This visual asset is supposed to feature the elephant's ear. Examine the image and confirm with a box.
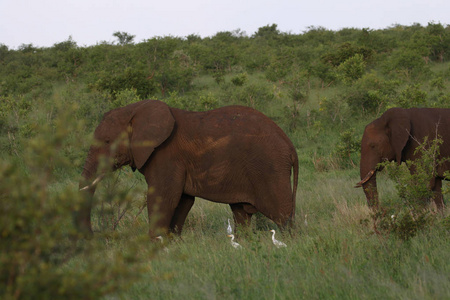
[387,108,411,164]
[130,101,175,169]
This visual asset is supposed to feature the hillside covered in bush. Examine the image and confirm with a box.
[1,22,450,299]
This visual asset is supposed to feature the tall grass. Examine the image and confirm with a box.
[111,182,450,299]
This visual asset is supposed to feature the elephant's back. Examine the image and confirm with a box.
[172,106,294,147]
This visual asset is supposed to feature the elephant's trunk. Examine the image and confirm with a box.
[75,151,101,235]
[357,159,379,209]
[361,173,379,209]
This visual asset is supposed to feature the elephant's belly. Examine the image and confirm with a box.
[183,171,254,205]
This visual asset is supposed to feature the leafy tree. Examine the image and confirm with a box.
[93,66,155,99]
[113,31,136,45]
[344,72,399,113]
[253,24,280,39]
[391,84,427,108]
[425,22,449,62]
[383,48,431,80]
[154,49,196,96]
[321,42,374,67]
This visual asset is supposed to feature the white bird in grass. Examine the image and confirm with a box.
[227,234,242,249]
[227,218,233,235]
[156,236,169,253]
[269,230,287,248]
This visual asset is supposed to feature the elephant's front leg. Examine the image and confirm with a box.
[169,194,195,235]
[430,177,445,210]
[146,183,185,237]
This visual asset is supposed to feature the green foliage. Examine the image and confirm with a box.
[154,49,197,96]
[110,88,141,109]
[336,54,366,84]
[113,31,136,45]
[371,209,433,241]
[222,82,275,109]
[321,42,374,67]
[212,70,225,85]
[373,136,447,240]
[319,96,346,122]
[198,92,219,111]
[388,136,446,207]
[344,72,399,113]
[334,130,360,168]
[93,67,155,99]
[0,106,154,299]
[1,23,450,299]
[383,48,431,80]
[390,84,427,108]
[230,72,247,86]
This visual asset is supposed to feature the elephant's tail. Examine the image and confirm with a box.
[291,151,299,223]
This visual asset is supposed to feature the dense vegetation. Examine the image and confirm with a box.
[1,22,450,299]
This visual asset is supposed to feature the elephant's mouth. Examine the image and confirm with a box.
[354,170,376,188]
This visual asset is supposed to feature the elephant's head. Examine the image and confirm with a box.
[355,108,411,208]
[76,100,175,234]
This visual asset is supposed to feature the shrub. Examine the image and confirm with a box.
[334,130,360,168]
[336,54,366,84]
[344,72,399,113]
[383,48,431,80]
[110,88,141,109]
[231,72,248,86]
[371,135,446,240]
[0,105,155,299]
[389,84,427,108]
[93,67,155,99]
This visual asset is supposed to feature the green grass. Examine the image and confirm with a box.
[106,190,450,299]
[84,172,450,300]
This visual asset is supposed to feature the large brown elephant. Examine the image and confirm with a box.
[355,107,450,209]
[77,100,298,237]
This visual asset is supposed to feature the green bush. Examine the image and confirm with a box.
[336,54,366,84]
[93,67,155,99]
[230,72,248,86]
[383,48,431,80]
[389,84,427,108]
[344,72,399,113]
[372,136,447,240]
[0,106,156,299]
[334,130,360,168]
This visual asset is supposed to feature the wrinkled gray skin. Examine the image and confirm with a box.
[78,100,298,237]
[356,107,450,209]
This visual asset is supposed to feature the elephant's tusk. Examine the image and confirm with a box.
[354,170,376,188]
[80,174,105,191]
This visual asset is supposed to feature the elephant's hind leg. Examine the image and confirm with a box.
[169,194,195,235]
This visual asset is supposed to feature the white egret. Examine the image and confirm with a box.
[227,218,233,235]
[156,236,169,253]
[227,234,242,249]
[269,229,287,248]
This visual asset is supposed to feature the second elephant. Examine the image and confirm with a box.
[78,100,299,237]
[356,107,450,209]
